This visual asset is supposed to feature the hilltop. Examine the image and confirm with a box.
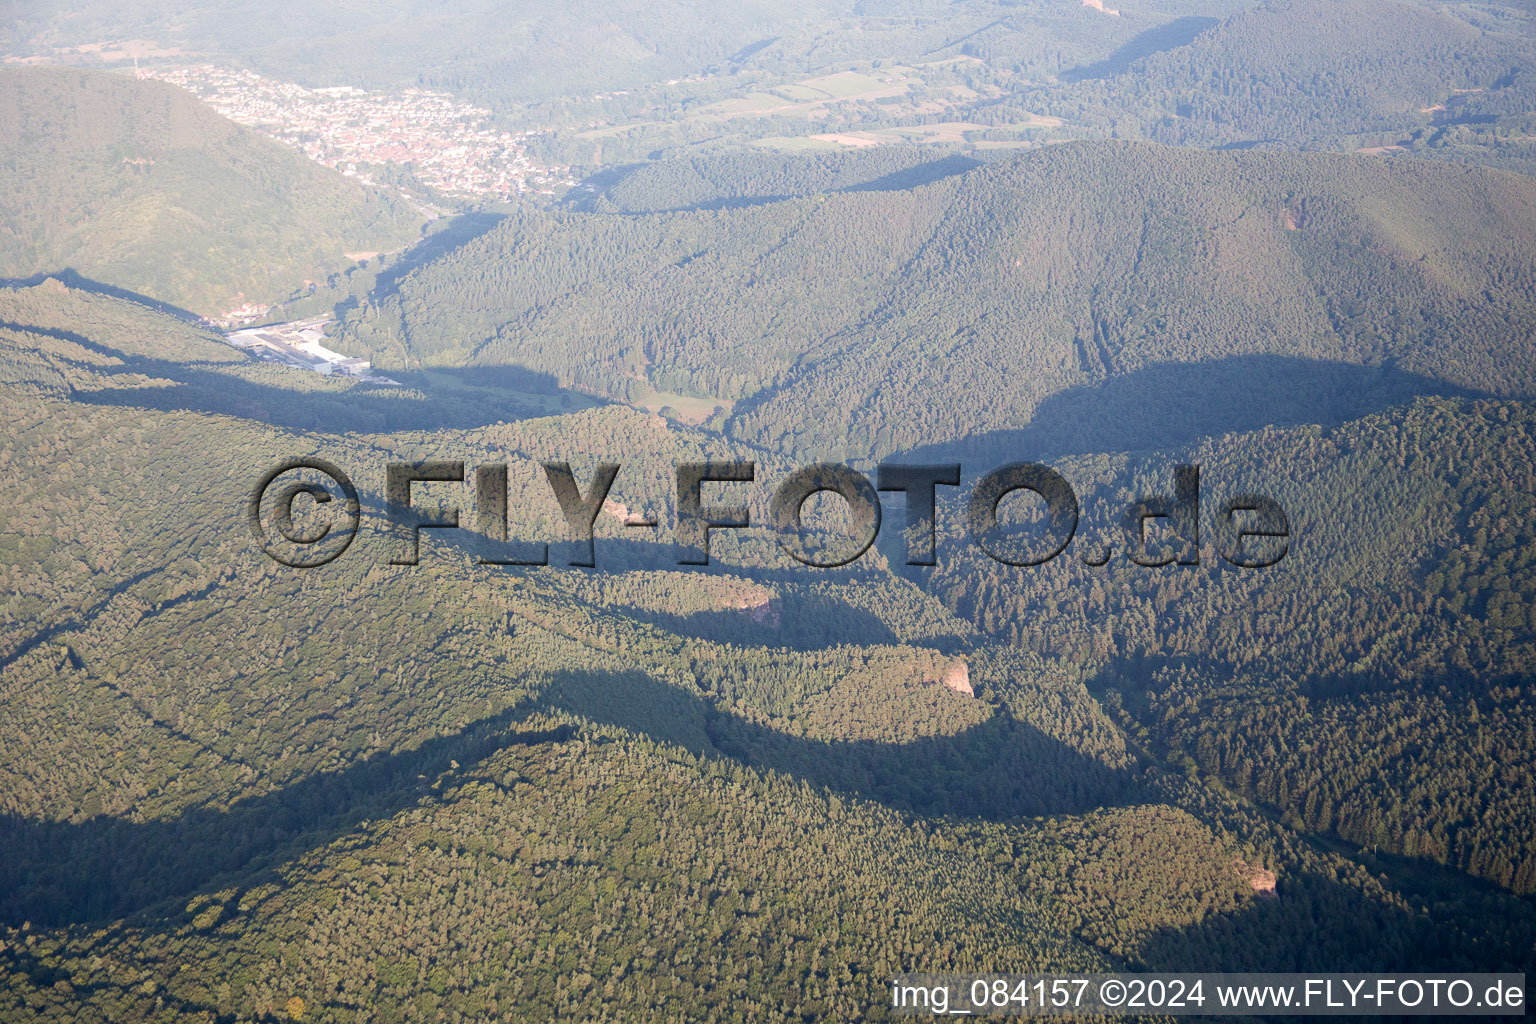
[0,65,421,316]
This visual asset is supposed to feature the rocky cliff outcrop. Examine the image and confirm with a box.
[721,590,782,628]
[937,659,973,696]
[1234,859,1278,898]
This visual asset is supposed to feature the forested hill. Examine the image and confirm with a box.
[339,140,1536,459]
[1060,0,1533,149]
[5,0,854,105]
[3,0,1245,107]
[0,66,420,316]
[2,283,1533,1023]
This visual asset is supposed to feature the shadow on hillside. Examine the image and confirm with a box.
[0,669,1137,929]
[8,317,580,433]
[897,354,1487,466]
[562,164,648,212]
[362,212,507,302]
[1135,866,1535,972]
[837,155,982,193]
[0,705,565,929]
[727,36,779,65]
[2,269,203,323]
[1213,138,1284,151]
[610,592,902,649]
[572,154,981,216]
[68,354,552,433]
[545,668,1137,819]
[423,363,563,394]
[1059,16,1219,83]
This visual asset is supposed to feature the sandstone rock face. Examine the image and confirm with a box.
[1235,859,1279,898]
[722,590,782,628]
[940,660,973,696]
[603,497,649,525]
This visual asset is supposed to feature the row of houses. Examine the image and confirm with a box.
[136,65,574,201]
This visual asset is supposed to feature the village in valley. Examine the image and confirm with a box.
[119,66,584,349]
[135,65,575,203]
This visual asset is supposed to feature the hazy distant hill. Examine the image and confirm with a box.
[0,66,420,315]
[9,0,1529,174]
[340,140,1536,458]
[1075,0,1535,149]
[4,0,1245,105]
[6,0,849,103]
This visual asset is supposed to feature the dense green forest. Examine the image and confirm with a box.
[920,396,1536,892]
[2,1,1535,1018]
[1023,0,1536,149]
[0,67,420,316]
[335,141,1536,460]
[1,273,1533,1021]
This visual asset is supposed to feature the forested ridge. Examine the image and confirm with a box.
[2,261,1534,1020]
[1034,0,1534,148]
[338,141,1536,461]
